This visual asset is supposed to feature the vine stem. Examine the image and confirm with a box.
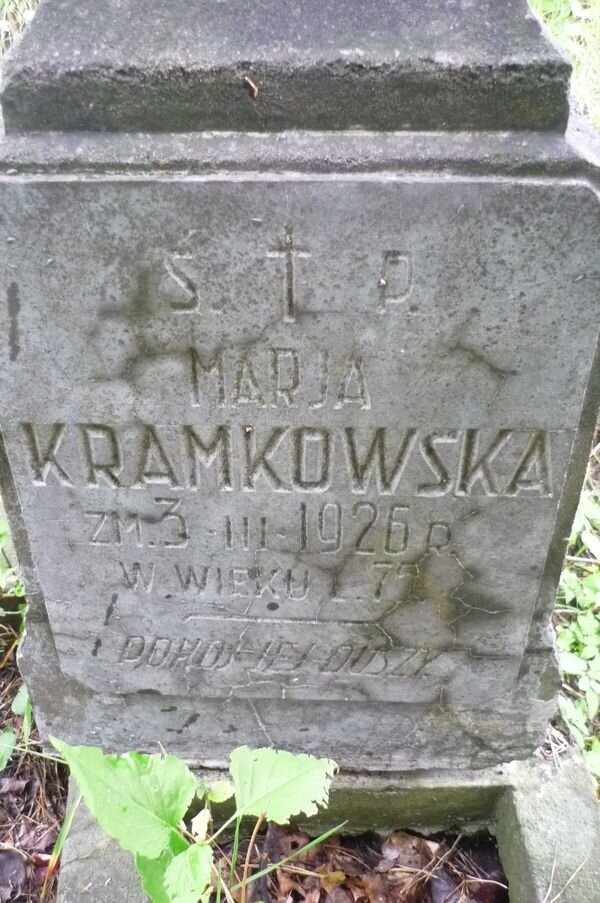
[241,813,265,903]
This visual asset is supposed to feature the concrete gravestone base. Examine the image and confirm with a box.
[58,750,600,903]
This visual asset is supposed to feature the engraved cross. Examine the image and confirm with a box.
[266,226,311,323]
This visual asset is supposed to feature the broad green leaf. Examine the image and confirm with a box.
[10,685,27,716]
[0,519,9,545]
[556,627,575,652]
[558,696,588,745]
[559,651,587,675]
[11,684,28,716]
[585,689,599,721]
[164,842,213,903]
[581,527,600,561]
[583,573,600,596]
[51,738,196,859]
[588,657,600,680]
[191,807,211,841]
[0,729,16,771]
[21,702,32,746]
[577,611,599,635]
[560,569,580,604]
[584,749,600,779]
[229,746,337,823]
[137,832,189,903]
[207,779,234,803]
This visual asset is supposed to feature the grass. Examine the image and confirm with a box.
[530,0,600,128]
[552,438,600,781]
[0,599,67,902]
[0,0,37,56]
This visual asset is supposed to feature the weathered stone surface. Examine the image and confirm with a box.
[58,794,146,902]
[496,751,600,903]
[1,0,570,133]
[0,156,598,768]
[1,0,599,774]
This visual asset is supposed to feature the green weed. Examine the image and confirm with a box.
[554,472,600,779]
[0,0,37,55]
[0,518,24,602]
[51,740,341,903]
[530,0,600,128]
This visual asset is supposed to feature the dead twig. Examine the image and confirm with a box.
[240,813,265,903]
[544,853,590,903]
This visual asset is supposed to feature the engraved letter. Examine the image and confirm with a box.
[135,426,181,488]
[271,348,299,406]
[190,349,225,407]
[79,424,122,487]
[344,428,417,493]
[334,356,370,409]
[175,564,209,593]
[378,251,412,311]
[308,352,330,409]
[185,425,232,490]
[293,428,331,491]
[456,429,512,496]
[119,561,155,592]
[22,423,73,486]
[120,635,146,663]
[244,427,288,491]
[426,522,452,551]
[286,569,310,600]
[233,354,265,406]
[417,431,458,496]
[385,504,409,554]
[504,431,552,497]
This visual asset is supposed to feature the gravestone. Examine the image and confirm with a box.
[0,0,599,784]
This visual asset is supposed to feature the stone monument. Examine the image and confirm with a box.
[1,1,599,899]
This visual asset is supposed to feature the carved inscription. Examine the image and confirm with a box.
[15,221,564,700]
[118,634,437,679]
[190,348,370,410]
[266,226,311,323]
[85,497,189,548]
[378,251,413,311]
[22,423,553,498]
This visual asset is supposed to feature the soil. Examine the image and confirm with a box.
[215,824,509,903]
[0,607,67,903]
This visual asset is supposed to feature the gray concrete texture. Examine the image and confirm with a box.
[1,0,570,132]
[1,169,598,768]
[0,0,598,777]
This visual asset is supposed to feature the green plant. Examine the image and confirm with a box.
[0,0,38,55]
[0,684,33,770]
[0,518,25,602]
[530,0,600,129]
[555,490,600,778]
[52,740,340,903]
